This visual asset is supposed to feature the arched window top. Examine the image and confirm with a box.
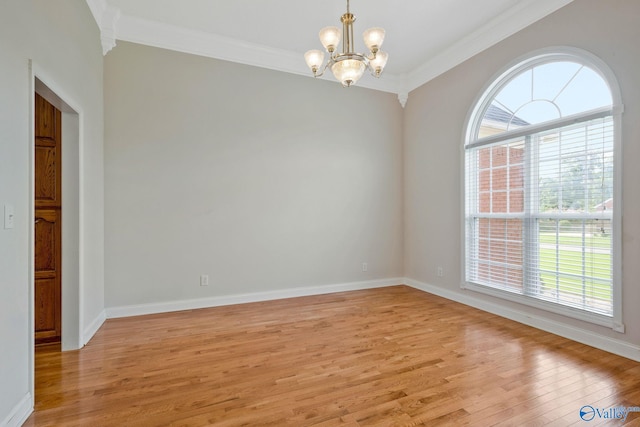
[468,49,618,143]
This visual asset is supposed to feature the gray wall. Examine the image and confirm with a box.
[404,0,640,346]
[104,42,404,308]
[0,0,104,423]
[2,0,638,423]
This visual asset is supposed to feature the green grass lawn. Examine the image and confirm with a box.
[538,232,611,249]
[477,229,613,309]
[539,246,611,301]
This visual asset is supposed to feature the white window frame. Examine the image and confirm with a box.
[461,47,624,332]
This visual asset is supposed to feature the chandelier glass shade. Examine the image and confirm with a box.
[304,0,388,87]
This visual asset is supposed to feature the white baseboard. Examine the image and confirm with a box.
[404,277,640,362]
[1,393,32,427]
[83,309,106,346]
[106,278,404,319]
[97,276,640,362]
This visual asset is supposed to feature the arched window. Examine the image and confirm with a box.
[464,48,623,330]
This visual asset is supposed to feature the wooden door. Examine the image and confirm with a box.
[34,93,62,345]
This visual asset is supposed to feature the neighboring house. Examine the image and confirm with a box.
[594,197,614,212]
[476,105,527,290]
[478,103,530,138]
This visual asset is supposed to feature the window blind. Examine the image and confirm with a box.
[465,116,614,316]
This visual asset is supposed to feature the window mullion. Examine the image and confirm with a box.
[523,134,538,297]
[555,220,560,299]
[582,219,587,307]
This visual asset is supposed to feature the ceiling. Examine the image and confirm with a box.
[86,0,573,105]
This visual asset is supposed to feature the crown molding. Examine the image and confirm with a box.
[85,0,120,54]
[405,0,575,93]
[85,0,106,27]
[86,0,574,106]
[100,6,121,55]
[114,14,403,96]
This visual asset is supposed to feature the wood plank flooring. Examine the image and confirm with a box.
[25,286,640,426]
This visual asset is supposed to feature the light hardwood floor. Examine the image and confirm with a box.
[25,286,640,426]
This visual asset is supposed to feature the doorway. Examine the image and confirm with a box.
[32,75,82,353]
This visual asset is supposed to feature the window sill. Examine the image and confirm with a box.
[462,281,624,332]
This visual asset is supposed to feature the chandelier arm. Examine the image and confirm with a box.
[312,60,331,78]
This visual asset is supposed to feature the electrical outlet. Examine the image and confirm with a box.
[362,262,368,272]
[437,267,444,277]
[200,274,209,286]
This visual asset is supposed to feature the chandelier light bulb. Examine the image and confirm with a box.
[331,58,366,87]
[319,26,341,53]
[363,27,385,53]
[304,50,325,74]
[369,51,388,76]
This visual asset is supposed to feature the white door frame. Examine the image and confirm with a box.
[28,60,84,401]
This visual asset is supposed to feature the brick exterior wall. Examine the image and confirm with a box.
[477,144,525,290]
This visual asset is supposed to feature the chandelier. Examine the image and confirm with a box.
[304,0,388,87]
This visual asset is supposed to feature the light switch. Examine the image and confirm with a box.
[4,204,15,229]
